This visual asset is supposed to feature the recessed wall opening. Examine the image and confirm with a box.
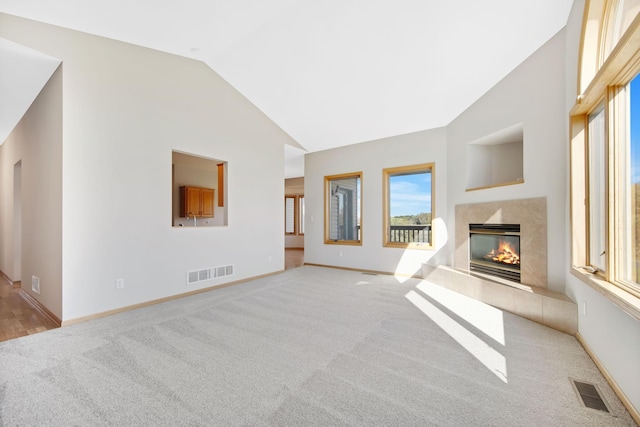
[466,123,524,191]
[172,150,227,227]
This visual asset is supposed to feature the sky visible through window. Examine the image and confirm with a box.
[389,172,432,217]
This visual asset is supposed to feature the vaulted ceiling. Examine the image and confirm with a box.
[0,1,574,177]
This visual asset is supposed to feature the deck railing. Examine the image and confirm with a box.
[332,224,431,243]
[389,225,431,243]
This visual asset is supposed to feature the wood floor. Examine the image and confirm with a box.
[285,248,304,270]
[0,274,58,342]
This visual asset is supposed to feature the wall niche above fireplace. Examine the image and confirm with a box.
[466,123,524,191]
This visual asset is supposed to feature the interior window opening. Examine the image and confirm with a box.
[172,150,228,227]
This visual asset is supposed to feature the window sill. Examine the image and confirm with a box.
[324,240,362,246]
[571,267,640,321]
[384,242,434,250]
[465,178,524,192]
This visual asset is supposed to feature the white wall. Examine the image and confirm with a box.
[305,127,448,276]
[0,14,295,322]
[446,29,568,293]
[0,66,63,318]
[563,0,640,414]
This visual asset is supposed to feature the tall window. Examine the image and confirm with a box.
[571,0,640,301]
[588,104,606,271]
[285,195,304,235]
[618,74,640,284]
[325,172,362,245]
[299,196,305,235]
[285,196,296,234]
[383,163,434,249]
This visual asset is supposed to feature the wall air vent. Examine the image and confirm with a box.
[32,275,40,294]
[186,265,234,285]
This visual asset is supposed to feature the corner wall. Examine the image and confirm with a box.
[0,66,63,318]
[563,0,640,415]
[305,127,448,276]
[446,29,568,294]
[0,14,295,322]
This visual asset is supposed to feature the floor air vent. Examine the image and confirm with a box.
[187,265,234,285]
[570,379,611,413]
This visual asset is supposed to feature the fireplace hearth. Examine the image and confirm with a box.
[469,223,520,282]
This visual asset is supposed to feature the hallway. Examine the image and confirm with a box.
[285,248,304,270]
[0,274,58,342]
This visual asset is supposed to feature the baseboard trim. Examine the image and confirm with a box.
[0,269,22,289]
[303,263,423,279]
[576,332,640,425]
[0,269,14,285]
[18,289,62,327]
[61,270,285,327]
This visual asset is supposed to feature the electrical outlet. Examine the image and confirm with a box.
[339,250,343,257]
[116,278,124,289]
[583,301,587,316]
[268,255,272,262]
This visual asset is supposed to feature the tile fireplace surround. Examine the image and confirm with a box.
[423,197,577,334]
[455,197,547,288]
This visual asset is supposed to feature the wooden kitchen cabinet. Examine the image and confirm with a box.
[180,186,215,218]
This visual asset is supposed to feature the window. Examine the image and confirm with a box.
[383,163,434,249]
[325,172,362,245]
[299,196,305,235]
[285,196,296,234]
[587,104,606,271]
[571,0,640,303]
[618,74,640,285]
[285,195,304,235]
[602,0,640,62]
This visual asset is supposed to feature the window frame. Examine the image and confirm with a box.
[285,195,305,236]
[324,172,363,246]
[570,0,640,318]
[284,195,297,235]
[298,196,305,235]
[382,163,435,250]
[586,102,607,272]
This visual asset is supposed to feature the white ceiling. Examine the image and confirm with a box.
[0,1,574,177]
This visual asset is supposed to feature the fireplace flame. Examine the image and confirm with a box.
[484,240,520,266]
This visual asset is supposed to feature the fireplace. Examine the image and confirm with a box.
[469,224,520,282]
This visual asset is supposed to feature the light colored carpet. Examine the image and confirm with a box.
[0,266,635,426]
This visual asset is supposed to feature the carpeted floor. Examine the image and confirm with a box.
[0,266,635,426]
